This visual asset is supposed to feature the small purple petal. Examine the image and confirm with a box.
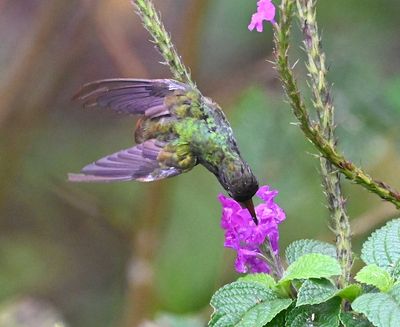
[248,0,276,32]
[256,185,278,201]
[248,257,270,273]
[235,249,270,273]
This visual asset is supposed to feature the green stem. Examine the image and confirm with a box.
[295,0,352,287]
[273,0,400,211]
[132,0,195,87]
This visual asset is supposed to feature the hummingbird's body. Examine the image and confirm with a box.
[69,79,259,219]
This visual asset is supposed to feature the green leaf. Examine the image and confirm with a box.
[339,312,374,327]
[210,314,240,327]
[265,307,289,327]
[336,284,362,301]
[238,273,276,288]
[236,300,293,327]
[280,254,341,282]
[209,312,224,327]
[210,282,276,316]
[296,280,361,306]
[296,278,338,306]
[285,239,337,265]
[286,297,341,327]
[391,261,400,280]
[209,281,292,327]
[352,283,400,327]
[361,219,400,273]
[355,264,394,292]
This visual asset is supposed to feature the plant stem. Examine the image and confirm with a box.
[273,0,400,211]
[295,0,352,287]
[132,0,195,87]
[261,240,284,280]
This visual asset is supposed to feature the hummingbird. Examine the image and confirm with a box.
[68,79,260,223]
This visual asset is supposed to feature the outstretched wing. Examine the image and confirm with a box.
[68,139,195,183]
[73,78,188,118]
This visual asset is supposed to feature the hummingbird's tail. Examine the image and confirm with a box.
[68,139,183,183]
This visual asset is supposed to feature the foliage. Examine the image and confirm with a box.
[210,281,292,327]
[280,253,341,282]
[209,219,400,326]
[285,239,337,265]
[295,278,338,306]
[354,264,394,292]
[361,219,400,273]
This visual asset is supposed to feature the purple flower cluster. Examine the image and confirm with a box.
[218,185,285,274]
[248,0,276,32]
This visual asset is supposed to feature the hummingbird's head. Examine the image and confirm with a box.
[217,157,259,223]
[229,174,259,203]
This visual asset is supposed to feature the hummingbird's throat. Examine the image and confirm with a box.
[241,199,258,225]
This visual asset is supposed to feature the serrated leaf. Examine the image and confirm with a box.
[286,297,341,327]
[361,219,400,273]
[280,254,341,283]
[265,307,290,327]
[238,273,276,288]
[209,281,292,327]
[352,283,400,327]
[285,239,337,265]
[210,313,241,327]
[361,284,378,294]
[391,261,400,280]
[210,282,276,315]
[388,282,400,302]
[209,312,224,326]
[236,299,292,327]
[296,281,361,306]
[296,278,338,306]
[336,284,362,301]
[355,264,394,292]
[339,312,374,327]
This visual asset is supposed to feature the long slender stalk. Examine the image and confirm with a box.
[132,0,195,87]
[273,0,400,210]
[296,0,352,286]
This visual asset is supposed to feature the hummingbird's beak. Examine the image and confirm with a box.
[241,198,258,225]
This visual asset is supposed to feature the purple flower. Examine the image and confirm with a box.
[248,0,276,32]
[218,185,285,274]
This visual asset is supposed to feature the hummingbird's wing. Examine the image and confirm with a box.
[68,139,194,183]
[73,78,188,118]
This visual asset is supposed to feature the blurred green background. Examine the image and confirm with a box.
[0,0,399,326]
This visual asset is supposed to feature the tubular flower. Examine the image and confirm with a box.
[248,0,276,32]
[218,185,285,273]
